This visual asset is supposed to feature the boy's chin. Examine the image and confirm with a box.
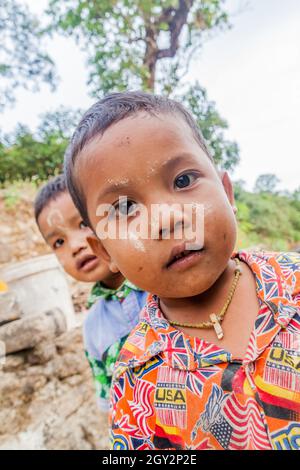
[73,272,101,283]
[154,279,209,299]
[159,288,206,299]
[70,265,108,283]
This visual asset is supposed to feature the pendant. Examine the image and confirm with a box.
[210,313,224,340]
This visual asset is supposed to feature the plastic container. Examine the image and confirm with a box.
[0,254,75,329]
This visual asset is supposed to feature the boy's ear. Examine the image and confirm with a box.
[87,234,119,273]
[219,170,236,208]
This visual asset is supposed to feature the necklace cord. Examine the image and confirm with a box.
[168,257,242,330]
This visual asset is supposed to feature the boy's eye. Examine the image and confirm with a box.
[112,199,138,218]
[53,238,64,249]
[79,220,88,229]
[174,172,199,190]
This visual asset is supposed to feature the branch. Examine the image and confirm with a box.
[156,0,194,60]
[154,7,176,27]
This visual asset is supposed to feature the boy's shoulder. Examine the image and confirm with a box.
[83,296,109,360]
[238,249,300,293]
[238,250,300,329]
[83,295,130,360]
[112,310,165,381]
[83,288,147,361]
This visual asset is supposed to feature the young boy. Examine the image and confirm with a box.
[64,92,300,450]
[34,174,147,411]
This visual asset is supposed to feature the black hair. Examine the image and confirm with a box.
[34,173,67,224]
[64,91,213,228]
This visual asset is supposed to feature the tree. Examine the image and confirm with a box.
[233,183,300,250]
[46,0,229,94]
[0,108,81,184]
[254,174,280,194]
[36,107,83,141]
[1,1,240,182]
[0,0,56,110]
[46,0,238,171]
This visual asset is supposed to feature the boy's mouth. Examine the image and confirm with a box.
[165,243,204,270]
[76,254,99,272]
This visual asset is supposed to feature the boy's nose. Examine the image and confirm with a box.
[151,204,190,240]
[70,239,87,257]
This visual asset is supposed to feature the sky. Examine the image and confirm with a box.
[1,0,300,192]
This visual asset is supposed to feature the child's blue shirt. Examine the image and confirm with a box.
[83,280,147,411]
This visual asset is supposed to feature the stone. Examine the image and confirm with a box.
[0,292,22,326]
[0,325,110,450]
[2,353,25,372]
[27,342,57,365]
[0,308,67,355]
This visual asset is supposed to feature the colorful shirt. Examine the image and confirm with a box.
[110,251,300,450]
[83,279,147,411]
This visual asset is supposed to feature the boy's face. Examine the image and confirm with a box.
[77,112,237,298]
[37,191,122,284]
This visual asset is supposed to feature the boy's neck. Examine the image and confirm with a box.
[100,272,125,290]
[159,258,238,323]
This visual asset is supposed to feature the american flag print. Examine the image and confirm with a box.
[154,367,187,429]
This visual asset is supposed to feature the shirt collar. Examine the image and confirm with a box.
[87,278,143,307]
[236,250,299,328]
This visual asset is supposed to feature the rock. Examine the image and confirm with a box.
[27,342,57,365]
[0,291,22,326]
[0,309,66,355]
[2,353,25,372]
[21,374,48,396]
[0,371,20,398]
[0,325,110,449]
[53,352,87,380]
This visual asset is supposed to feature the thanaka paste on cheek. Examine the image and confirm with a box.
[128,230,146,252]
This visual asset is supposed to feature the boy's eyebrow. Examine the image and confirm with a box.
[97,180,133,201]
[45,229,61,241]
[97,153,198,201]
[162,154,197,171]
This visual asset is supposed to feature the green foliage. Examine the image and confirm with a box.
[0,108,82,184]
[44,1,238,171]
[0,129,66,184]
[254,173,280,193]
[235,183,300,251]
[0,0,56,109]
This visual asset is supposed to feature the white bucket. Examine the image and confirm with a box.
[0,254,76,330]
